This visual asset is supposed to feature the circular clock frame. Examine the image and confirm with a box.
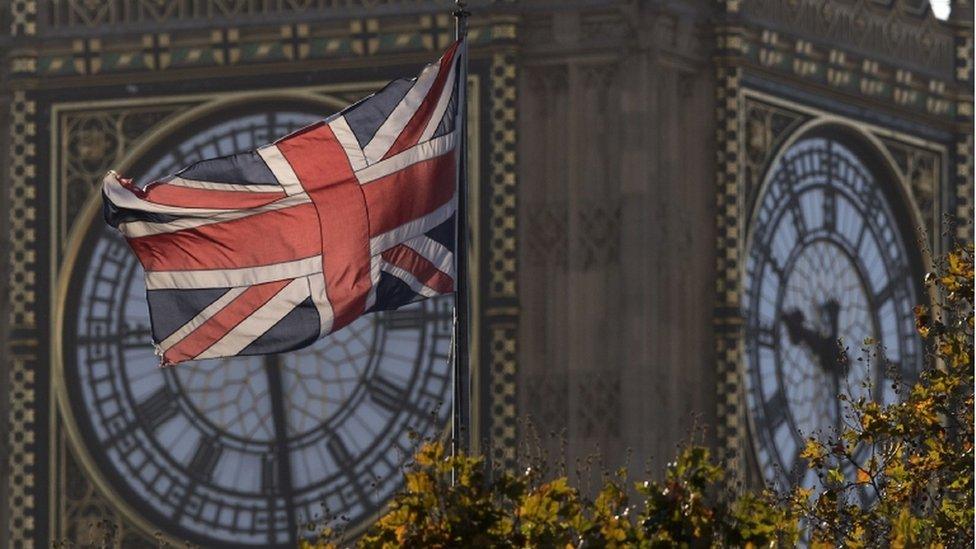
[53,91,454,547]
[741,120,929,489]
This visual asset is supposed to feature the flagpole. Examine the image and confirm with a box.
[452,0,471,460]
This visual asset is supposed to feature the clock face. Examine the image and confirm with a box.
[743,135,922,487]
[62,109,454,547]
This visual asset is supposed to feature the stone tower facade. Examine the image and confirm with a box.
[1,1,971,546]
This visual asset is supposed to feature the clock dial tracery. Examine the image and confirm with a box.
[743,135,922,488]
[63,109,454,547]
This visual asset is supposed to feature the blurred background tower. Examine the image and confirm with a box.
[0,1,971,547]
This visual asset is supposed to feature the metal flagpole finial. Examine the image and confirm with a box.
[454,0,470,38]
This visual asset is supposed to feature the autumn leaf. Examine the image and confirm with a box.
[856,469,871,485]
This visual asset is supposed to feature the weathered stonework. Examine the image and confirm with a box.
[0,0,971,546]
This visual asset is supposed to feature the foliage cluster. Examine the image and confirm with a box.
[303,441,796,548]
[301,246,973,549]
[792,245,974,547]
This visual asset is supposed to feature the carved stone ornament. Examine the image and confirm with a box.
[45,0,457,31]
[742,0,954,74]
[574,203,621,271]
[59,105,187,240]
[525,201,569,268]
[576,368,621,439]
[743,98,808,211]
[523,372,568,435]
[879,138,942,242]
[58,439,161,549]
[525,201,620,272]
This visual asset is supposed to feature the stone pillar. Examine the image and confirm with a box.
[517,3,717,483]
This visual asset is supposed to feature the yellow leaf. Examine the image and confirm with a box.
[856,469,870,484]
[800,439,826,464]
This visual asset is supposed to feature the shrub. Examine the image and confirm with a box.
[302,247,973,548]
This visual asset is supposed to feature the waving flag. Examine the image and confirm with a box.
[103,41,464,366]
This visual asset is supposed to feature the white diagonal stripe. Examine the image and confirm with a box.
[369,195,455,256]
[257,145,304,196]
[355,131,457,185]
[328,116,369,172]
[380,261,439,298]
[103,172,249,216]
[164,177,284,193]
[195,278,309,360]
[145,256,322,290]
[364,253,382,312]
[418,53,459,143]
[118,192,312,238]
[402,234,454,278]
[362,56,443,164]
[158,287,248,351]
[307,273,335,336]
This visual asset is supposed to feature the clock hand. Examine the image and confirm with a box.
[818,299,849,376]
[782,308,819,350]
[822,299,840,339]
[782,304,847,376]
[782,309,828,372]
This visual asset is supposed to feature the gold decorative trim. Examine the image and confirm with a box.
[487,54,518,300]
[7,13,518,87]
[486,51,519,468]
[43,1,451,30]
[7,351,37,549]
[8,91,37,329]
[742,0,956,76]
[955,132,974,244]
[10,0,37,36]
[488,326,518,467]
[733,4,964,122]
[714,63,745,477]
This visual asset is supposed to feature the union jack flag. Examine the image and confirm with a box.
[103,41,464,366]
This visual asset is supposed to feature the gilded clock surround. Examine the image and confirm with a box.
[716,89,952,477]
[740,112,935,486]
[721,89,951,480]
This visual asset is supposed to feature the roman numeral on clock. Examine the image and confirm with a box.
[136,386,180,432]
[378,308,430,331]
[188,436,223,481]
[327,435,354,467]
[368,375,434,422]
[121,322,153,349]
[327,434,372,507]
[756,324,776,348]
[788,197,807,236]
[367,375,408,414]
[261,453,278,491]
[823,187,837,231]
